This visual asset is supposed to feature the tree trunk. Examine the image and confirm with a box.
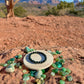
[5,0,19,18]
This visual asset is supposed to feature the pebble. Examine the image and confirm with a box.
[35,70,43,78]
[5,64,15,73]
[67,76,73,81]
[51,72,55,76]
[59,80,65,84]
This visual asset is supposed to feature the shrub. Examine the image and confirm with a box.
[0,11,6,17]
[14,6,27,17]
[45,7,59,16]
[45,1,75,16]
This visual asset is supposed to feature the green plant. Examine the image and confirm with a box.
[14,6,27,17]
[45,1,75,16]
[0,11,6,17]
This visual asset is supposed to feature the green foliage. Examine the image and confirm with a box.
[57,1,74,9]
[69,8,84,17]
[76,2,84,6]
[45,1,81,16]
[0,11,6,17]
[0,6,7,16]
[14,6,27,17]
[45,6,59,16]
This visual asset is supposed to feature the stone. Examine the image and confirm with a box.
[41,74,46,79]
[41,69,45,74]
[23,70,27,73]
[59,56,63,58]
[30,70,36,77]
[61,76,66,81]
[51,72,55,76]
[17,55,22,59]
[24,47,30,53]
[66,68,71,74]
[59,71,66,76]
[23,76,30,81]
[15,55,18,59]
[10,58,15,61]
[16,63,21,67]
[35,70,43,78]
[56,57,61,62]
[23,74,30,78]
[59,80,65,84]
[60,59,65,64]
[19,66,22,69]
[67,76,73,81]
[47,50,52,53]
[7,60,12,64]
[56,51,61,54]
[62,67,66,72]
[52,68,59,73]
[51,52,57,55]
[5,64,15,73]
[3,64,8,67]
[52,63,57,68]
[55,62,62,68]
[30,49,35,52]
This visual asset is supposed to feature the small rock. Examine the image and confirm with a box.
[5,64,15,73]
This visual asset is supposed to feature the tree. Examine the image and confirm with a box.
[5,0,19,18]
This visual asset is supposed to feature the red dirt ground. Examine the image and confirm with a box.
[0,16,84,84]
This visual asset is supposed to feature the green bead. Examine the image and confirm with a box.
[70,58,74,61]
[30,71,36,74]
[56,57,61,62]
[7,60,12,64]
[59,56,63,58]
[30,49,35,52]
[67,76,73,81]
[23,70,27,73]
[62,67,66,72]
[41,74,46,79]
[41,69,45,74]
[59,71,66,76]
[52,63,57,68]
[61,76,66,81]
[55,62,62,68]
[17,55,22,59]
[23,74,30,78]
[40,77,44,80]
[19,66,22,69]
[52,68,59,73]
[66,68,71,74]
[23,76,30,81]
[60,59,65,64]
[56,51,61,54]
[51,72,55,76]
[10,58,15,61]
[16,62,22,67]
[47,50,52,53]
[15,55,18,59]
[51,52,57,55]
[30,71,36,77]
[24,47,30,53]
[65,72,69,75]
[13,63,16,66]
[30,73,35,77]
[59,80,65,84]
[3,64,8,67]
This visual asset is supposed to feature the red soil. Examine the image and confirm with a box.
[0,16,84,84]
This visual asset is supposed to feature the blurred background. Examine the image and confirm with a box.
[0,0,84,17]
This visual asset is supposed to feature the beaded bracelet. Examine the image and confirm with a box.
[29,51,47,64]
